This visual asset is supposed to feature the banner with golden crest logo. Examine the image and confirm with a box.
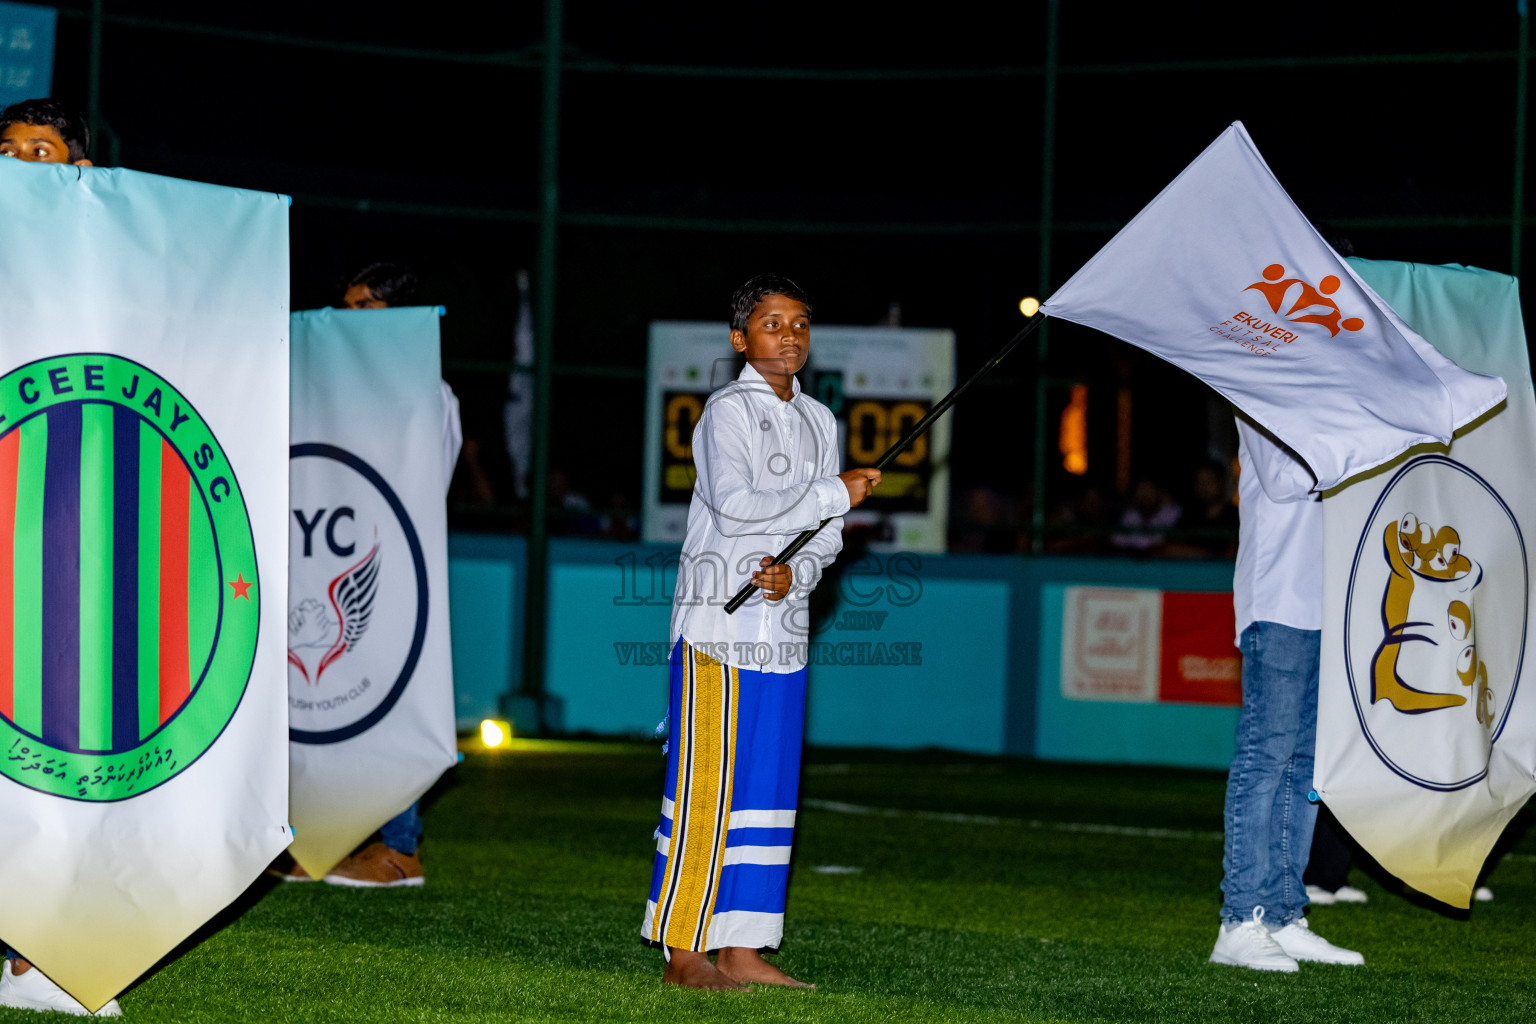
[1317,259,1535,908]
[286,308,459,880]
[1041,122,1505,499]
[0,160,290,1011]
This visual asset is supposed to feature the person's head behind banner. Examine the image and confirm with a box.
[0,98,92,166]
[342,262,418,310]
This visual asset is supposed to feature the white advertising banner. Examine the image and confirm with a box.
[1060,586,1161,703]
[1318,260,1536,908]
[287,308,458,880]
[0,159,290,1010]
[644,322,954,552]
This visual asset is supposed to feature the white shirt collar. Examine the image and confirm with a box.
[737,360,801,401]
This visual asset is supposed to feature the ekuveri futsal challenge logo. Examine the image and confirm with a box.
[0,354,260,801]
[1209,263,1368,357]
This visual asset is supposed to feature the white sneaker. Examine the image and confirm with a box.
[1210,907,1299,973]
[1270,917,1364,966]
[1333,885,1369,904]
[1474,886,1494,902]
[0,959,122,1016]
[1305,884,1336,905]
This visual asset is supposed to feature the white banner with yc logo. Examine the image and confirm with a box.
[287,307,458,879]
[1319,260,1536,908]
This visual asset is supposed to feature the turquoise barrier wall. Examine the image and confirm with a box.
[545,540,670,737]
[1035,583,1240,770]
[537,541,1011,753]
[445,534,1241,765]
[446,534,524,728]
[806,578,1010,754]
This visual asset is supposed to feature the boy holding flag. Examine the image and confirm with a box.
[641,274,879,989]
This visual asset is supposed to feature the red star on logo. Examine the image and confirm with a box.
[229,573,253,600]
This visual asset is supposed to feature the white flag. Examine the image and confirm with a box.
[287,307,458,879]
[1319,259,1536,908]
[1042,122,1505,498]
[504,269,534,501]
[0,160,290,1011]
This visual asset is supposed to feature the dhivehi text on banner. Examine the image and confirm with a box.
[1318,260,1535,909]
[644,322,954,552]
[0,158,289,1011]
[287,307,458,879]
[0,2,54,106]
[1041,122,1505,499]
[1060,586,1240,705]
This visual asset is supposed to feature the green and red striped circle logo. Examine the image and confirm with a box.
[0,354,258,801]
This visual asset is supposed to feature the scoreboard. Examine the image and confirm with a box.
[644,322,955,552]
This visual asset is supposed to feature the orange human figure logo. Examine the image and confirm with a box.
[1245,263,1366,338]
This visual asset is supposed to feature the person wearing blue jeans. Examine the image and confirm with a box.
[318,265,458,890]
[1222,624,1321,926]
[320,800,425,888]
[380,803,423,855]
[1210,421,1364,972]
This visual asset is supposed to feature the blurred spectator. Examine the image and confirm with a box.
[1110,479,1182,553]
[1165,462,1239,559]
[1012,488,1035,554]
[449,436,498,506]
[447,388,515,518]
[504,269,534,501]
[949,485,1018,553]
[551,468,592,513]
[601,491,641,541]
[549,468,601,535]
[1045,484,1112,555]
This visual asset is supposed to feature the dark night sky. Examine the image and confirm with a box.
[32,2,1535,525]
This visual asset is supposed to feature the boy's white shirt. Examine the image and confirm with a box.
[1233,417,1323,644]
[672,361,850,673]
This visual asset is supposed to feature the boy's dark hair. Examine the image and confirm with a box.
[343,262,418,306]
[730,273,812,332]
[0,98,90,163]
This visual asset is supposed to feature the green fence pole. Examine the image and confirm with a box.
[1030,0,1059,555]
[522,0,562,731]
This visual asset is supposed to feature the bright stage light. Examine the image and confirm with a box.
[480,719,510,748]
[1019,297,1039,317]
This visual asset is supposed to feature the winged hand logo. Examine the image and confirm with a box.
[286,541,381,683]
[288,443,428,745]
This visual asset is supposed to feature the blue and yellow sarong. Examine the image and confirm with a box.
[641,638,805,952]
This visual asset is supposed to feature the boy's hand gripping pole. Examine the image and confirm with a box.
[723,314,1045,614]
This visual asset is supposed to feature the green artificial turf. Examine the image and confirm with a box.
[13,742,1535,1022]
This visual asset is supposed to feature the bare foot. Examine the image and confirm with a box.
[717,947,814,988]
[10,959,30,975]
[662,949,748,990]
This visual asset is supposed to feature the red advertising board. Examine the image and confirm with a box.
[1157,592,1242,706]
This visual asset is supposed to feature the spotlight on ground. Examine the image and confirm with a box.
[1018,296,1040,317]
[480,719,511,748]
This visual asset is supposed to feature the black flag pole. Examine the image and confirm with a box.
[724,313,1047,615]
